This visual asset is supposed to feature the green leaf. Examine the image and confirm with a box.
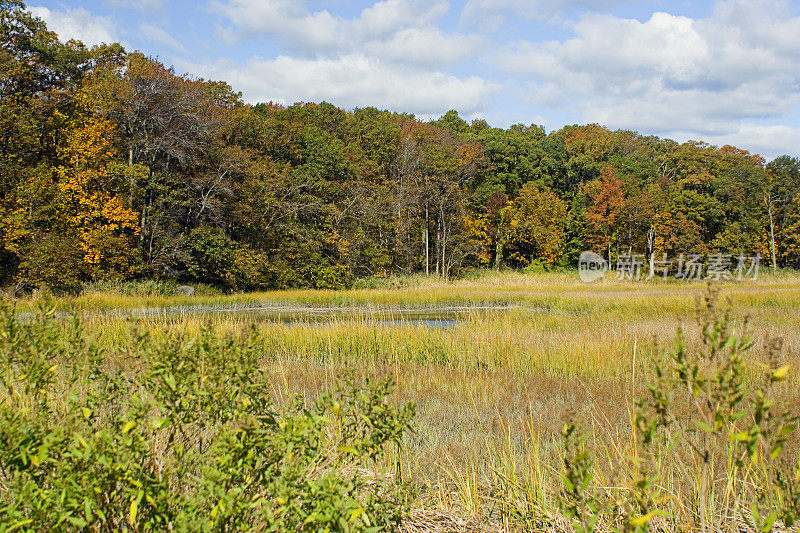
[731,409,747,422]
[732,432,751,442]
[151,417,171,429]
[771,445,783,459]
[581,471,594,491]
[693,420,714,434]
[129,489,143,526]
[751,501,761,525]
[630,510,668,527]
[761,511,777,532]
[721,336,736,352]
[338,445,358,455]
[67,516,87,528]
[772,365,789,382]
[36,444,48,466]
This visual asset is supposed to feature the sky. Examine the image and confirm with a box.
[26,0,800,160]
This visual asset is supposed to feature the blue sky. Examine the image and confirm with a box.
[27,0,800,160]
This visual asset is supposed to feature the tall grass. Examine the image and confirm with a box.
[6,271,800,531]
[19,270,800,315]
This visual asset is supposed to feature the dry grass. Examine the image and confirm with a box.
[29,270,800,530]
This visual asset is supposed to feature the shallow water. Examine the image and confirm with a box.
[88,304,515,329]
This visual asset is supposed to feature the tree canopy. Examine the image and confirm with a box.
[1,2,798,292]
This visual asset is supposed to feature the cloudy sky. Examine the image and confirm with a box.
[28,0,800,160]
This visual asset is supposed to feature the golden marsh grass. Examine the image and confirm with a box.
[20,271,800,530]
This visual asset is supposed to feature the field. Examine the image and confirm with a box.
[4,270,800,531]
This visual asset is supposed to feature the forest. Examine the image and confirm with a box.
[3,1,800,293]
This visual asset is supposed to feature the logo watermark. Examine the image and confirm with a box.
[578,250,608,282]
[578,252,760,283]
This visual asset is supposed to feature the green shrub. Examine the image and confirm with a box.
[0,300,414,531]
[306,263,353,290]
[556,284,800,532]
[19,231,85,294]
[82,279,179,297]
[522,258,551,274]
[184,226,240,288]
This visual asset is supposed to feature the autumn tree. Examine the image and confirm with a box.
[0,2,91,289]
[470,189,510,268]
[3,3,798,292]
[55,104,140,280]
[765,155,800,269]
[585,165,624,261]
[84,53,236,273]
[506,183,567,265]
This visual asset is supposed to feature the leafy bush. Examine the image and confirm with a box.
[0,300,414,531]
[522,258,551,274]
[183,226,242,289]
[556,284,800,532]
[82,279,179,297]
[18,231,85,294]
[305,263,353,290]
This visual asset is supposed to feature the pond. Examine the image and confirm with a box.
[94,304,517,329]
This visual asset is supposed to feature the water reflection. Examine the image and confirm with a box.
[93,305,511,328]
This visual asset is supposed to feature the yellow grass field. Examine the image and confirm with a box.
[12,270,800,531]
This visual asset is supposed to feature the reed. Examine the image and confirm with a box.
[6,270,800,531]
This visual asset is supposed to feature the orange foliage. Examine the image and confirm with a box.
[585,165,624,252]
[57,100,139,279]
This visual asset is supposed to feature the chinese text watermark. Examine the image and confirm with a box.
[579,252,760,283]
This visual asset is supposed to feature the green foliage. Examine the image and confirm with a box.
[17,230,84,294]
[2,3,797,293]
[184,226,245,288]
[556,284,800,532]
[508,183,568,265]
[82,279,179,297]
[559,421,604,533]
[521,258,551,274]
[0,300,414,531]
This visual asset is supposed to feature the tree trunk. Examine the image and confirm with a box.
[435,216,440,277]
[424,204,429,275]
[647,224,655,277]
[441,220,447,279]
[767,197,777,272]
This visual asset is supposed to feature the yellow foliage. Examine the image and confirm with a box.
[56,109,139,277]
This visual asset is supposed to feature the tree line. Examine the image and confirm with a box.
[2,2,799,293]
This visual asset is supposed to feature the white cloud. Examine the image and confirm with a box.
[353,0,450,38]
[215,0,450,44]
[460,0,626,30]
[140,24,187,53]
[28,6,116,46]
[499,0,800,139]
[211,0,476,69]
[109,0,165,11]
[179,54,499,117]
[191,1,491,119]
[701,125,800,161]
[364,27,482,68]
[213,0,343,51]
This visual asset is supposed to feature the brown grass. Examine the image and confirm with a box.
[35,271,800,530]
